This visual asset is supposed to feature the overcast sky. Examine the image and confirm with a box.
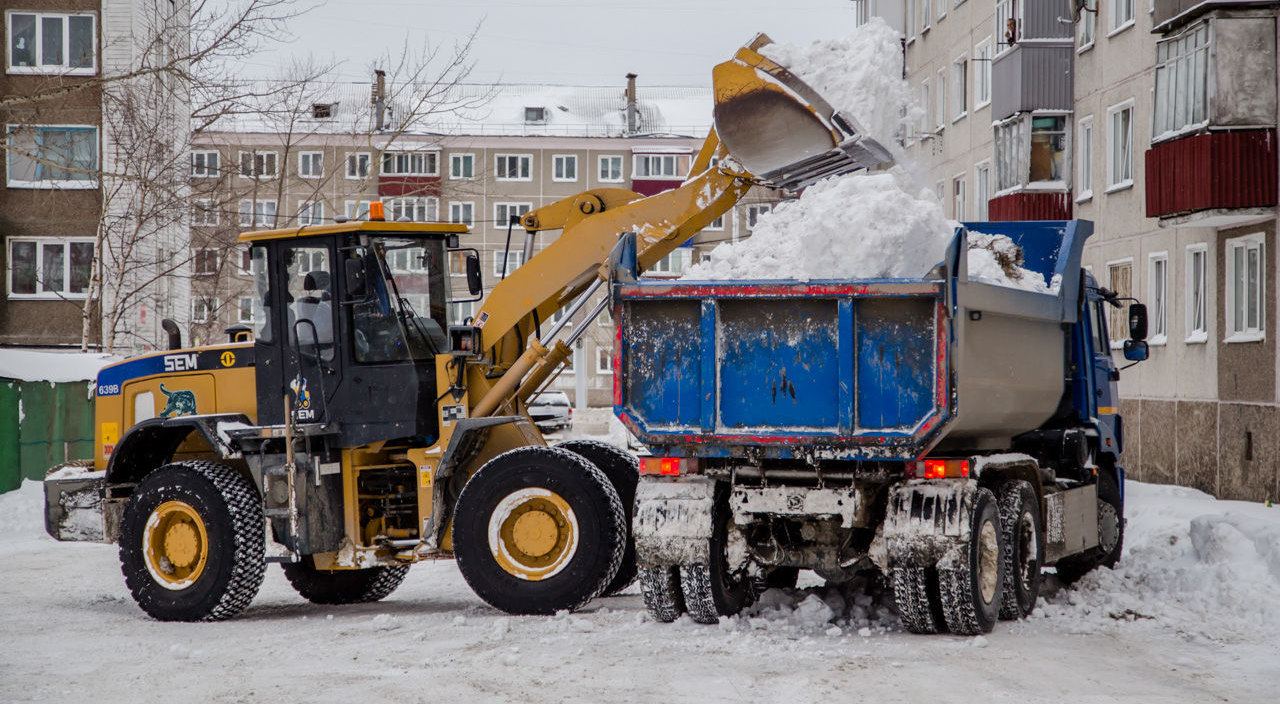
[247,0,860,86]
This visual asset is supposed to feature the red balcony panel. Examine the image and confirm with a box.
[630,179,684,197]
[987,191,1072,221]
[378,176,441,198]
[1145,129,1277,219]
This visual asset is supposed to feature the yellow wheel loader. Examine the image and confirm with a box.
[43,35,893,621]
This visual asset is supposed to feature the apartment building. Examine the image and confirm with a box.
[192,78,783,405]
[2,1,191,353]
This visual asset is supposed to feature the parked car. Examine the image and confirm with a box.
[528,391,572,432]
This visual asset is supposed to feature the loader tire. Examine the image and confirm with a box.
[891,567,944,634]
[557,439,639,596]
[1054,470,1124,585]
[639,565,685,623]
[997,480,1043,620]
[679,489,756,624]
[118,461,264,621]
[281,556,409,605]
[938,487,1003,635]
[453,446,626,615]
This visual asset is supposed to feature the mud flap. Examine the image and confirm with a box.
[44,471,112,542]
[633,476,716,567]
[883,479,978,570]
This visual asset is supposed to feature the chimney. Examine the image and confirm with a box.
[372,69,387,131]
[625,72,638,136]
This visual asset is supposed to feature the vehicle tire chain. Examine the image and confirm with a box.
[891,567,941,634]
[937,563,982,635]
[679,563,720,624]
[639,566,685,623]
[997,480,1037,620]
[360,565,410,602]
[556,439,639,596]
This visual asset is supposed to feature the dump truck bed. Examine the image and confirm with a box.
[612,220,1093,461]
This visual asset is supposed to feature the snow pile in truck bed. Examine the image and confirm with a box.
[967,231,1054,293]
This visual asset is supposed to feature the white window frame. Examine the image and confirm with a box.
[238,199,277,228]
[1225,233,1265,343]
[191,296,218,325]
[598,155,624,183]
[297,200,324,226]
[907,0,917,42]
[237,296,256,324]
[5,11,97,75]
[495,153,532,181]
[704,214,725,231]
[191,150,219,178]
[974,160,991,220]
[995,0,1022,55]
[1077,5,1097,52]
[952,174,967,220]
[633,154,682,179]
[493,250,525,277]
[1076,116,1094,202]
[974,38,992,109]
[921,80,931,135]
[1109,0,1135,35]
[552,154,578,182]
[298,151,323,179]
[745,204,771,231]
[1105,100,1135,192]
[952,54,967,123]
[192,199,219,227]
[1153,22,1211,142]
[6,236,95,299]
[450,300,476,325]
[935,68,947,131]
[383,196,439,222]
[5,124,98,189]
[494,202,533,229]
[1185,243,1208,343]
[1148,252,1169,345]
[449,201,475,227]
[921,0,932,32]
[1106,257,1134,349]
[345,152,371,180]
[380,150,440,177]
[238,150,277,179]
[596,346,614,375]
[450,153,474,180]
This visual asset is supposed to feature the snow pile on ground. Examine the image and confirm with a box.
[0,479,46,540]
[0,348,119,383]
[1040,482,1280,644]
[740,575,899,638]
[967,231,1053,292]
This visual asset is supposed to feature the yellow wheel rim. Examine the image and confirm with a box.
[487,488,578,581]
[143,500,209,590]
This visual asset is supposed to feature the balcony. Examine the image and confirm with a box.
[990,41,1074,121]
[988,191,1072,222]
[1145,129,1277,226]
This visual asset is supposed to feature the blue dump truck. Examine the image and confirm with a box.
[612,220,1150,635]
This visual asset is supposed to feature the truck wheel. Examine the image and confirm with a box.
[452,446,625,615]
[679,494,756,624]
[118,461,264,621]
[997,480,1044,620]
[1054,470,1124,585]
[938,487,1003,635]
[891,567,944,634]
[639,565,685,622]
[557,439,639,596]
[281,556,409,605]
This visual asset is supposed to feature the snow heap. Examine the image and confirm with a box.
[0,349,119,383]
[967,231,1053,293]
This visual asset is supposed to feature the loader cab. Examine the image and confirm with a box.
[240,220,471,447]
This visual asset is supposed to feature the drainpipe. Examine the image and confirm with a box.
[625,73,638,135]
[372,69,386,132]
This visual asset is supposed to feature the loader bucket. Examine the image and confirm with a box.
[712,34,894,191]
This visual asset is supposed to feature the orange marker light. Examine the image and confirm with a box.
[368,201,385,221]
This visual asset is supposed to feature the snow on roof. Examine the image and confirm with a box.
[206,81,712,138]
[0,349,120,383]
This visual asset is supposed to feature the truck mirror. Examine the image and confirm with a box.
[1128,303,1148,340]
[344,257,367,299]
[1123,339,1149,362]
[466,252,483,296]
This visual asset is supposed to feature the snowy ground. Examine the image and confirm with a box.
[3,416,1277,703]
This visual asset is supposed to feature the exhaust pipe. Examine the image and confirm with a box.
[161,318,182,350]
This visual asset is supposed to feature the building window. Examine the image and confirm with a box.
[745,204,771,230]
[194,248,219,276]
[974,39,992,108]
[6,11,95,75]
[381,151,439,176]
[598,155,624,182]
[921,0,932,32]
[1225,233,1265,342]
[634,154,681,178]
[597,346,613,375]
[920,80,931,135]
[1077,5,1096,50]
[7,238,93,298]
[907,0,916,41]
[346,152,370,179]
[648,249,692,276]
[384,196,438,222]
[238,151,277,179]
[191,151,220,178]
[1110,0,1134,34]
[1153,23,1210,140]
[450,153,474,179]
[494,202,532,228]
[450,300,476,325]
[5,125,97,188]
[994,114,1067,192]
[935,68,946,130]
[705,214,725,231]
[1148,252,1168,344]
[937,0,947,20]
[238,199,278,228]
[974,161,991,220]
[448,251,471,278]
[192,200,219,226]
[449,201,474,227]
[494,250,525,277]
[387,246,428,273]
[495,154,532,181]
[1076,117,1094,201]
[996,0,1021,53]
[298,152,323,178]
[344,200,373,219]
[952,55,967,121]
[1106,259,1133,347]
[525,106,546,123]
[953,176,967,220]
[1186,244,1208,342]
[238,296,255,324]
[297,201,324,226]
[311,103,333,119]
[1106,101,1134,191]
[553,155,578,182]
[191,297,217,324]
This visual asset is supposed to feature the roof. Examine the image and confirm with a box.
[204,81,713,139]
[238,220,469,244]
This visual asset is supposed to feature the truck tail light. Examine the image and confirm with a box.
[906,458,970,479]
[640,456,698,476]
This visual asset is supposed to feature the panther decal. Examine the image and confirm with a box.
[158,383,198,418]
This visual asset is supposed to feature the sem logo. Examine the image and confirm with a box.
[290,377,316,421]
[220,351,236,367]
[163,353,199,372]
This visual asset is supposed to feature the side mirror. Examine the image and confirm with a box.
[1123,339,1149,362]
[446,234,460,249]
[466,252,483,296]
[1128,303,1148,340]
[344,257,367,299]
